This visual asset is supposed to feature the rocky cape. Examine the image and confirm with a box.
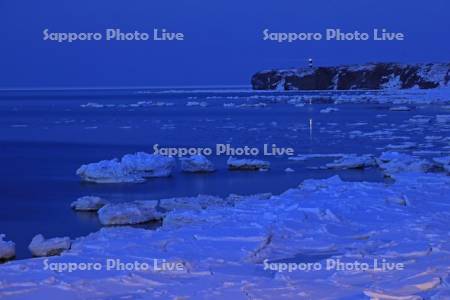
[251,62,450,90]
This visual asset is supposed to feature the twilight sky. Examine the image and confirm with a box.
[0,0,449,88]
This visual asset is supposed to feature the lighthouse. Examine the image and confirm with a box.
[308,58,313,68]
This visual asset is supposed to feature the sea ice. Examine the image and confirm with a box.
[325,154,377,169]
[1,166,450,298]
[159,195,225,211]
[390,106,412,111]
[28,234,71,257]
[238,102,267,108]
[0,235,15,261]
[97,201,163,225]
[298,174,344,191]
[386,142,417,150]
[186,101,207,107]
[227,157,270,170]
[408,115,432,124]
[121,152,175,178]
[377,151,434,176]
[226,193,272,204]
[76,159,144,183]
[320,107,339,113]
[76,152,175,183]
[162,210,206,229]
[81,102,104,108]
[180,155,215,172]
[156,195,233,228]
[71,196,108,211]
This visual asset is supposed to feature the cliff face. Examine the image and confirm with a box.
[251,63,450,90]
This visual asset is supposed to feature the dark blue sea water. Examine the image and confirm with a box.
[0,88,447,258]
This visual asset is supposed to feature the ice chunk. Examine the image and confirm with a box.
[76,152,175,183]
[121,152,175,178]
[28,234,71,257]
[0,234,15,261]
[76,159,144,183]
[326,154,377,169]
[180,155,215,173]
[386,142,416,150]
[390,106,412,111]
[71,196,109,211]
[385,195,409,206]
[299,175,343,191]
[320,107,339,113]
[377,152,434,175]
[97,201,163,225]
[186,101,207,107]
[408,115,432,124]
[81,102,104,108]
[379,151,409,162]
[364,290,421,300]
[227,157,270,170]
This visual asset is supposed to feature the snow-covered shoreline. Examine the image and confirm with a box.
[1,161,449,299]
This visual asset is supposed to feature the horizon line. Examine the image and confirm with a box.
[0,84,252,92]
